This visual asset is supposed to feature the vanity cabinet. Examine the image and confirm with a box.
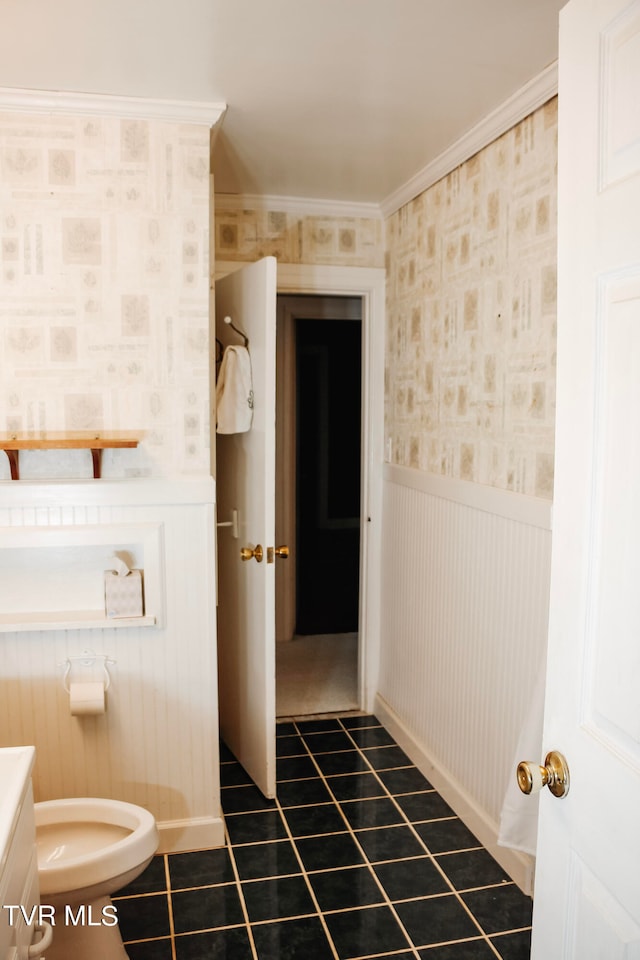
[0,747,49,960]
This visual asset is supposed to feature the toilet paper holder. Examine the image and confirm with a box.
[60,651,116,693]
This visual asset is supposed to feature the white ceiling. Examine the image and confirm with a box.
[0,0,565,206]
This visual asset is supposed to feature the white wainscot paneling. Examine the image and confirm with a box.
[0,478,223,854]
[376,465,552,895]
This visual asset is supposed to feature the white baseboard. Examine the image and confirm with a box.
[157,816,225,854]
[374,694,535,896]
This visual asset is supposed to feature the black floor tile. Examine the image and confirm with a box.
[418,940,497,959]
[168,849,236,889]
[340,795,405,829]
[129,714,533,959]
[277,777,334,807]
[225,809,288,845]
[363,744,413,770]
[221,784,277,814]
[436,849,510,890]
[115,854,167,895]
[324,904,412,958]
[251,916,335,960]
[295,832,365,871]
[326,770,387,801]
[377,766,433,793]
[314,750,369,776]
[283,801,347,837]
[241,875,317,923]
[395,894,481,946]
[276,721,297,736]
[373,855,450,900]
[276,735,307,757]
[233,839,301,881]
[414,817,482,854]
[116,893,171,941]
[301,730,355,753]
[348,726,397,748]
[219,742,235,763]
[295,718,343,733]
[308,865,385,911]
[126,939,174,960]
[355,824,426,862]
[490,929,532,959]
[340,713,381,729]
[219,761,253,787]
[171,885,245,934]
[276,755,320,781]
[462,885,533,935]
[396,790,454,822]
[174,926,254,960]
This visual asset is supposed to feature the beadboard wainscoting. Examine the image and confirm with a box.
[376,464,552,894]
[0,478,223,854]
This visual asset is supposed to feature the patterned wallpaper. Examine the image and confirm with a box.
[0,110,211,480]
[214,202,384,268]
[0,100,556,493]
[385,99,558,499]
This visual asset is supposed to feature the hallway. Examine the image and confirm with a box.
[276,633,358,716]
[113,714,532,959]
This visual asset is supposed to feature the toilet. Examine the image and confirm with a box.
[34,797,159,960]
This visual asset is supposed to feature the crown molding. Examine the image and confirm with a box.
[0,87,226,126]
[214,192,382,221]
[380,61,558,218]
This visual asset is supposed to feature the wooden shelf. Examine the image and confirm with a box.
[0,610,157,633]
[0,431,142,480]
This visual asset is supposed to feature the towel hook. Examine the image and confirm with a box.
[223,315,249,348]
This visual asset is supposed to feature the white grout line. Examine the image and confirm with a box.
[220,817,260,960]
[163,853,178,960]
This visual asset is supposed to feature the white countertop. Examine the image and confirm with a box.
[0,746,35,874]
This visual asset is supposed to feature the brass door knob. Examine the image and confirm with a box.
[240,544,263,562]
[266,545,290,563]
[517,750,570,799]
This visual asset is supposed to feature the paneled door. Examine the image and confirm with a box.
[531,0,640,953]
[216,257,278,799]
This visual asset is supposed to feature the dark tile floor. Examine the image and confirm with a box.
[113,714,532,960]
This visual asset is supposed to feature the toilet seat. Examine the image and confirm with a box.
[35,797,158,898]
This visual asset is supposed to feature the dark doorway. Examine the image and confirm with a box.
[295,316,361,634]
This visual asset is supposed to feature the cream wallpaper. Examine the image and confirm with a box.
[214,202,384,268]
[0,110,211,480]
[385,99,558,499]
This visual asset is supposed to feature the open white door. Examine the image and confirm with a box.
[216,257,277,799]
[530,0,640,953]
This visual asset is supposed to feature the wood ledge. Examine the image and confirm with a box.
[0,431,142,480]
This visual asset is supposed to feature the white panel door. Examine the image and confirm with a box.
[531,0,640,953]
[216,257,277,799]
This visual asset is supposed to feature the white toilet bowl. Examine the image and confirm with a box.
[35,797,159,960]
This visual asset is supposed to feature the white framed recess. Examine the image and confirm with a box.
[0,521,164,633]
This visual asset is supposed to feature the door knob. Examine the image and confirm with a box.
[517,750,570,799]
[266,545,290,563]
[240,544,263,562]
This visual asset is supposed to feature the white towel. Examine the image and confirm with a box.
[216,345,254,434]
